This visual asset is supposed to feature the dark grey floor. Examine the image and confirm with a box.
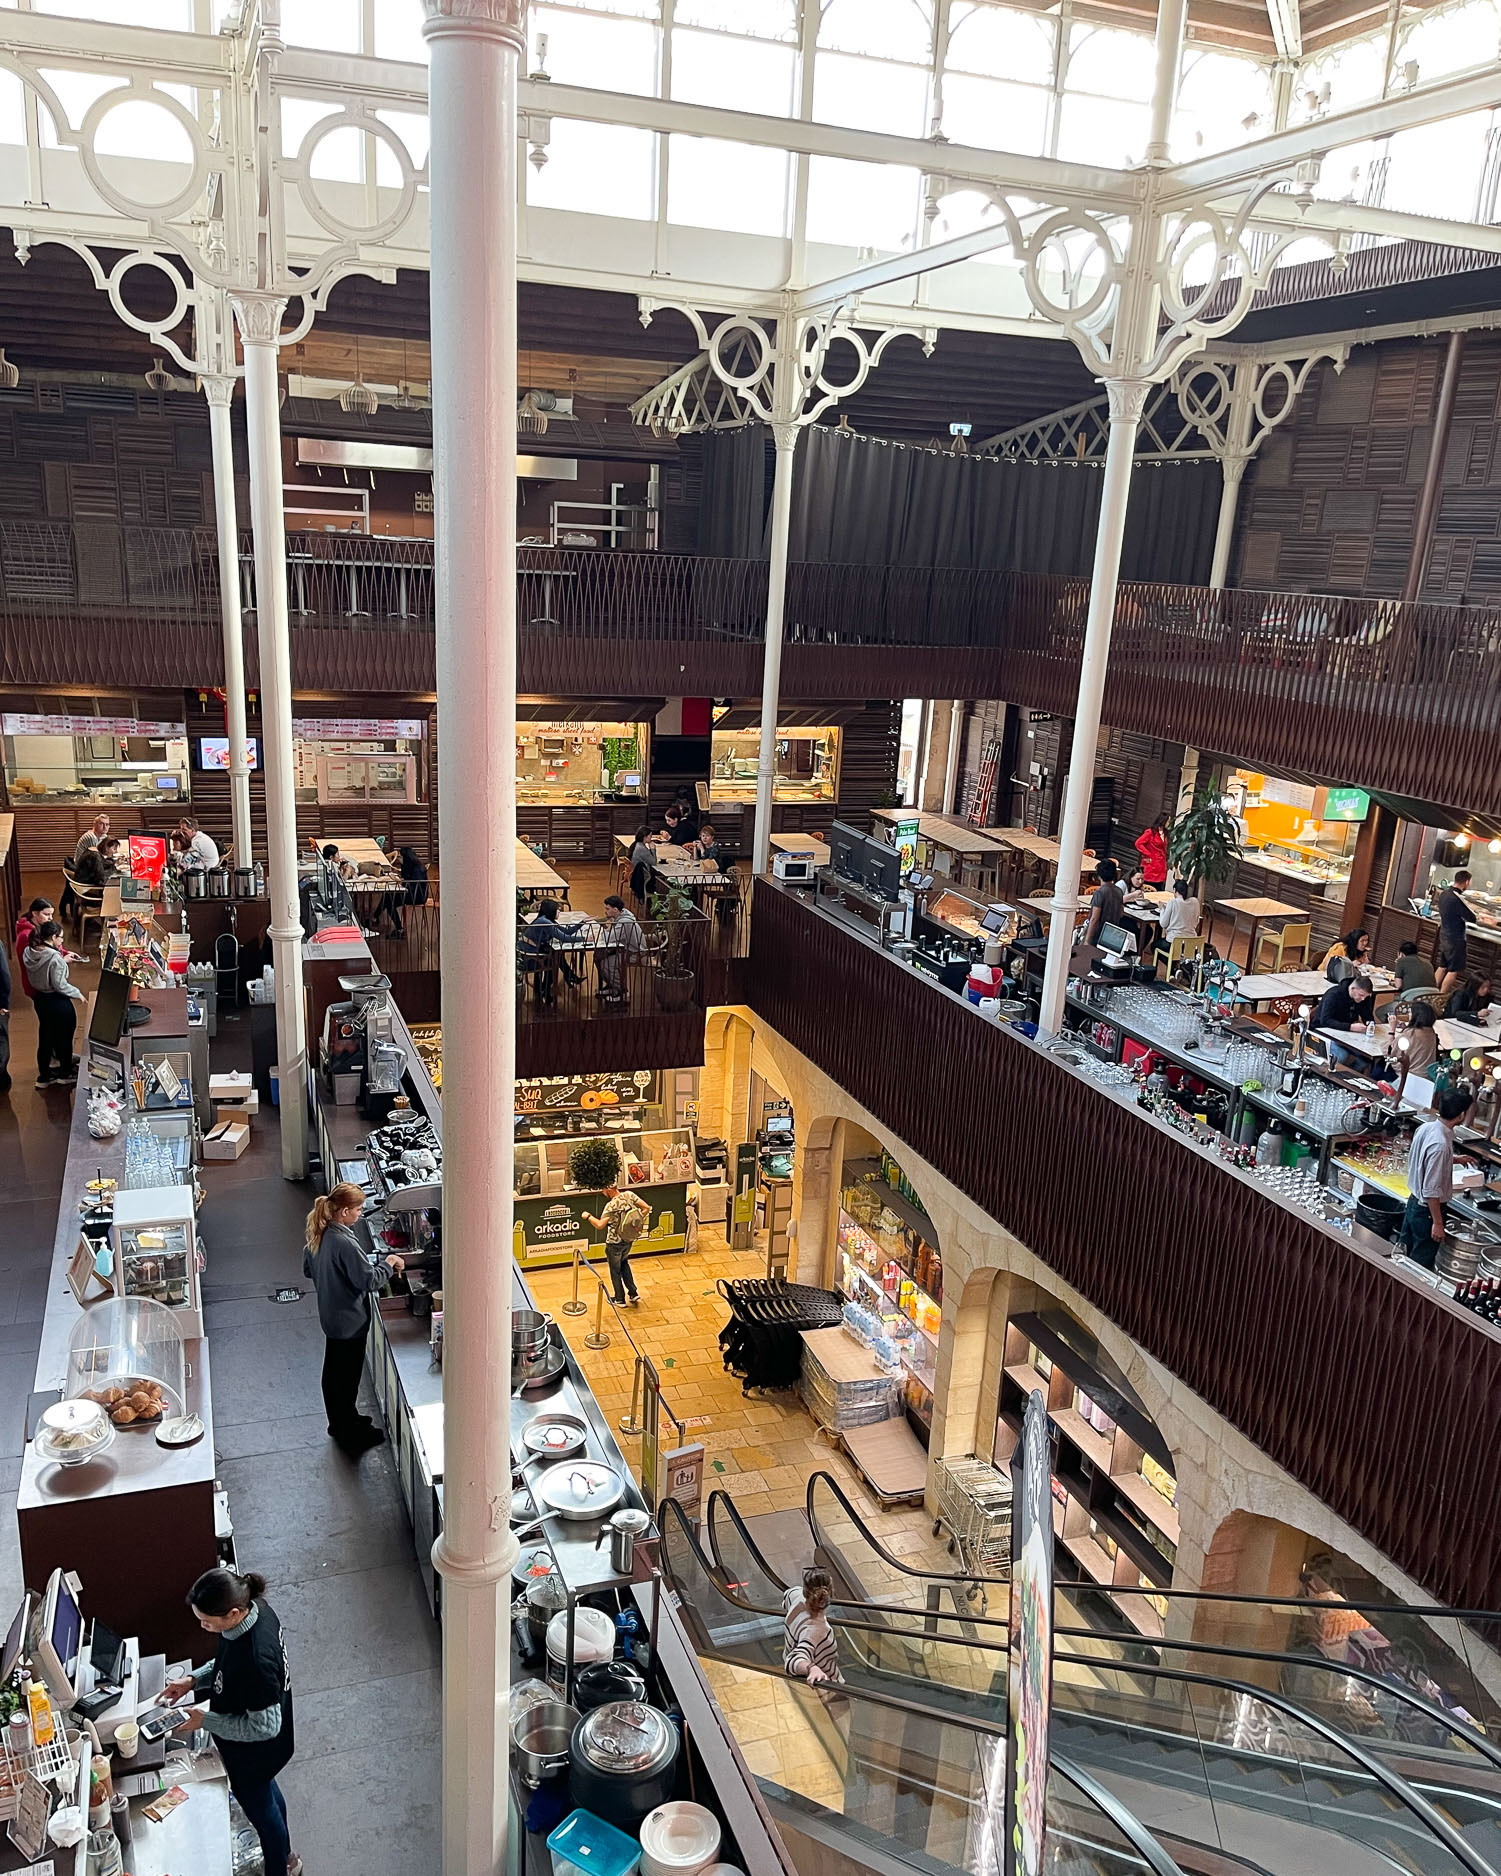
[0,997,442,1872]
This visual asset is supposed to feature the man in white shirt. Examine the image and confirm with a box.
[1397,1087,1474,1269]
[177,816,219,870]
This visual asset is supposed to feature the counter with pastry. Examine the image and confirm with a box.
[17,1041,218,1662]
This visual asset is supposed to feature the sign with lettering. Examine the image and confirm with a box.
[291,716,425,740]
[513,1182,688,1267]
[2,713,184,738]
[661,1441,705,1525]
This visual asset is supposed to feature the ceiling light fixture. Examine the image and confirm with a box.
[0,349,17,390]
[339,336,378,415]
[144,357,173,392]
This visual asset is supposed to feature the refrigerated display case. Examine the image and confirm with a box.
[836,1152,942,1444]
[109,1186,203,1338]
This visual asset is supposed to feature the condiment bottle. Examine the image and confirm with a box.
[24,1674,55,1748]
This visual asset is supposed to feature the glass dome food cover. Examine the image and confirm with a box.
[65,1295,187,1424]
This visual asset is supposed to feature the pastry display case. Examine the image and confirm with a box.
[315,750,417,805]
[65,1296,189,1425]
[109,1186,203,1337]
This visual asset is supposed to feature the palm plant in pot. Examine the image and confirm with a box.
[1166,787,1243,898]
[647,879,697,1012]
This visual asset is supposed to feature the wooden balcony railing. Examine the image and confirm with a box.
[3,521,1501,813]
[744,877,1501,1614]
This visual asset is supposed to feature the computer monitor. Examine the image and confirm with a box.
[981,907,1008,935]
[0,1593,32,1688]
[861,841,901,900]
[126,830,168,890]
[619,772,642,791]
[1098,922,1134,956]
[88,966,131,1048]
[765,1114,793,1138]
[33,1569,85,1709]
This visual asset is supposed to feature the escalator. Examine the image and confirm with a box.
[658,1483,1501,1876]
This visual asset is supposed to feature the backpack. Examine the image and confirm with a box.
[616,1195,650,1243]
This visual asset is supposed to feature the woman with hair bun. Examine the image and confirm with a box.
[164,1566,299,1876]
[303,1182,404,1454]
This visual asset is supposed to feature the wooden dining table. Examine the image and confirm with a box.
[1208,895,1303,969]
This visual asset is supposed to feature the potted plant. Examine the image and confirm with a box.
[1166,787,1243,898]
[647,880,697,1012]
[569,1137,622,1194]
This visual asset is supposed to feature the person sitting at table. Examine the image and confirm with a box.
[521,897,583,1004]
[1448,972,1493,1023]
[669,787,701,841]
[1157,878,1201,949]
[177,815,219,870]
[375,846,428,938]
[1082,858,1125,948]
[1391,938,1438,999]
[1314,971,1376,1064]
[1121,866,1148,901]
[74,834,121,888]
[1322,928,1372,983]
[1398,1000,1440,1082]
[629,826,655,902]
[595,894,646,1003]
[171,829,203,872]
[691,822,725,870]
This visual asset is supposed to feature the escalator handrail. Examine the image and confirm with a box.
[660,1501,1189,1876]
[707,1489,791,1596]
[686,1509,1501,1864]
[807,1468,1501,1623]
[709,1487,1501,1778]
[1051,1623,1501,1776]
[1050,1755,1194,1876]
[1086,1656,1501,1876]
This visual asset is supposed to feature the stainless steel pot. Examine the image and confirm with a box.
[595,1508,652,1576]
[513,1308,553,1361]
[569,1700,679,1828]
[512,1701,578,1788]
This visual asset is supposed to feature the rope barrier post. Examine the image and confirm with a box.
[619,1355,645,1437]
[584,1279,612,1351]
[561,1241,588,1316]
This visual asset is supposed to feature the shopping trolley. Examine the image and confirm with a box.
[932,1455,1013,1586]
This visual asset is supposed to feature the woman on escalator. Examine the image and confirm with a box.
[783,1566,842,1685]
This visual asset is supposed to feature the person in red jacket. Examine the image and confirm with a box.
[1134,814,1169,889]
[14,897,53,1000]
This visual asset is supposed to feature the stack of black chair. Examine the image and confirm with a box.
[717,1278,843,1394]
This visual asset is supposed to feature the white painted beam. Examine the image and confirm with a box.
[0,5,231,77]
[796,218,1023,312]
[1167,63,1501,199]
[1243,190,1501,255]
[1266,0,1302,63]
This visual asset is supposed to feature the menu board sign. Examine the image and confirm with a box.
[2,713,184,738]
[515,1072,656,1113]
[292,716,425,740]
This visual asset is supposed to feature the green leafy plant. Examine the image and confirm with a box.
[1167,788,1243,897]
[601,734,639,782]
[648,880,696,976]
[569,1138,622,1191]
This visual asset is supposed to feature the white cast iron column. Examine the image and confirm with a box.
[232,294,309,1178]
[1037,380,1149,1035]
[1209,364,1254,591]
[203,376,253,865]
[753,419,798,877]
[423,3,522,1871]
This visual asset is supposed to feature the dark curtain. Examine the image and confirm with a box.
[696,427,772,559]
[1119,459,1220,586]
[783,425,1220,585]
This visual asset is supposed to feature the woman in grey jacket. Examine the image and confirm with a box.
[302,1183,403,1454]
[23,921,83,1086]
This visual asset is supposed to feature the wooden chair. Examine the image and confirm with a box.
[71,880,107,949]
[1159,933,1206,979]
[1254,919,1312,972]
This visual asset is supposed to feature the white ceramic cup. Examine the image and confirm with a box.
[114,1722,139,1760]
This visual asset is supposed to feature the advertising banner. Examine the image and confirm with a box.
[1004,1390,1054,1876]
[512,1181,688,1268]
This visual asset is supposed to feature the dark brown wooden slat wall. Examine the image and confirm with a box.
[744,880,1501,1612]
